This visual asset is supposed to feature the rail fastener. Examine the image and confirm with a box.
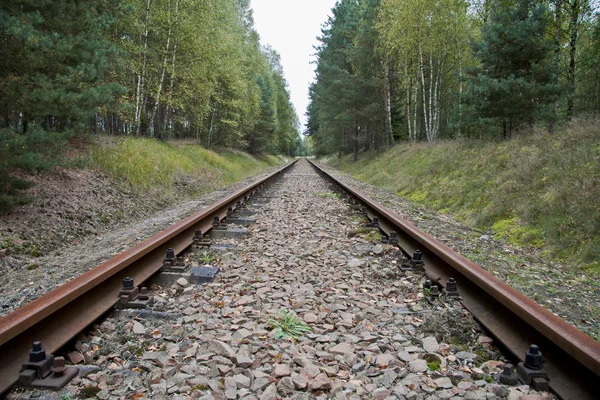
[444,277,459,298]
[118,277,152,309]
[192,229,212,248]
[19,342,78,390]
[517,345,550,392]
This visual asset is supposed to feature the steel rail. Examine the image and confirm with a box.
[0,160,296,395]
[308,159,600,400]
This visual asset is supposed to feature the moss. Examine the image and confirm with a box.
[424,354,442,371]
[428,360,441,371]
[26,264,39,270]
[77,386,101,398]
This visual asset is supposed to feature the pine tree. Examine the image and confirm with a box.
[0,0,126,131]
[465,0,558,137]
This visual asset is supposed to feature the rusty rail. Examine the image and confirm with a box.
[308,159,600,400]
[0,160,296,395]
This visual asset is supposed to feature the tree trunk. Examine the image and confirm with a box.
[384,56,393,150]
[135,0,152,136]
[550,0,563,132]
[163,0,180,134]
[419,49,430,142]
[566,0,580,121]
[405,67,413,142]
[457,47,463,138]
[148,0,173,137]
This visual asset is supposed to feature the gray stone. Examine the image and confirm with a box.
[234,374,251,389]
[235,354,253,368]
[398,351,412,362]
[232,328,253,343]
[252,378,271,391]
[348,259,365,268]
[260,384,278,400]
[224,377,237,399]
[409,359,428,373]
[277,377,295,395]
[207,340,236,359]
[491,385,509,397]
[132,320,146,335]
[292,373,308,389]
[309,373,333,391]
[375,353,397,368]
[293,356,313,367]
[434,377,453,389]
[304,313,319,323]
[465,390,487,400]
[422,337,439,353]
[371,244,384,255]
[456,351,478,360]
[176,277,189,287]
[274,363,291,377]
[329,342,354,355]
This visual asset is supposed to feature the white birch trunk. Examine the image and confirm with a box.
[405,66,413,143]
[135,0,152,136]
[384,58,393,150]
[148,0,172,137]
[419,48,430,143]
[412,69,418,143]
[163,0,179,133]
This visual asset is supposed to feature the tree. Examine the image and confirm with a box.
[464,0,558,137]
[0,0,126,131]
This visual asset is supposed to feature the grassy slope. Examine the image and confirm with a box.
[326,119,600,271]
[89,137,283,195]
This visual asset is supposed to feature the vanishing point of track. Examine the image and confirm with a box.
[0,159,598,400]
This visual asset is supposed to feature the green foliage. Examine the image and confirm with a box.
[267,308,312,340]
[0,127,69,212]
[464,0,558,137]
[328,118,600,265]
[199,251,214,264]
[0,0,126,129]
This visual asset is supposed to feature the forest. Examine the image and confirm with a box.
[0,0,301,153]
[307,0,600,157]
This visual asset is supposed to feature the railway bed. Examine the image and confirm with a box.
[0,159,598,400]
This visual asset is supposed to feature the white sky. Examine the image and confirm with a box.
[250,0,338,132]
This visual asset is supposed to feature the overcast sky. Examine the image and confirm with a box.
[250,0,338,132]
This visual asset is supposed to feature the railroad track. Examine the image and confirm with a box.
[0,159,598,399]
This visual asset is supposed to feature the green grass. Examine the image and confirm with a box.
[327,118,600,269]
[267,308,312,340]
[89,137,282,193]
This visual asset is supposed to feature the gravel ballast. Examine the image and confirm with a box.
[7,160,555,400]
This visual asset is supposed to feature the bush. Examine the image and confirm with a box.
[0,127,69,212]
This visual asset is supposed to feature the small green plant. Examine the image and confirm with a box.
[485,375,494,383]
[199,251,214,264]
[424,353,442,371]
[60,394,71,400]
[267,308,312,340]
[26,264,39,271]
[314,192,340,199]
[423,286,432,298]
[427,360,441,371]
